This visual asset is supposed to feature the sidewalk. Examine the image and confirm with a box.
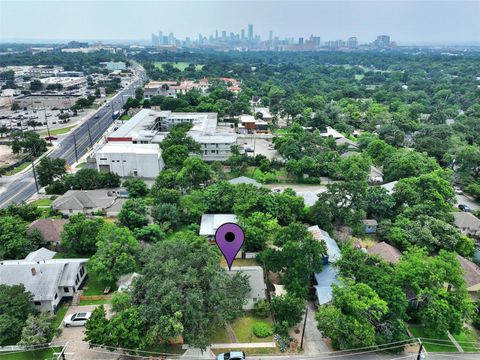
[209,342,276,349]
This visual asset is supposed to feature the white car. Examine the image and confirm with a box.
[454,187,463,195]
[63,312,91,327]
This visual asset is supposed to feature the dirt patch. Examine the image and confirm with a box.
[0,145,18,166]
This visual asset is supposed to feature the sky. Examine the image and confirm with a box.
[0,0,479,44]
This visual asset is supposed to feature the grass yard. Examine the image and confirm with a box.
[154,61,203,71]
[53,302,69,328]
[231,315,274,343]
[407,324,457,352]
[209,325,231,343]
[119,114,132,120]
[452,328,480,352]
[0,347,61,360]
[82,274,117,296]
[4,161,30,176]
[79,298,110,306]
[29,198,54,207]
[40,125,75,136]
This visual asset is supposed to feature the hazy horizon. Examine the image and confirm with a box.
[1,0,479,45]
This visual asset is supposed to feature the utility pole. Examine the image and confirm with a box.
[44,108,52,145]
[73,133,78,163]
[87,122,93,148]
[30,143,39,193]
[416,340,426,360]
[300,306,308,350]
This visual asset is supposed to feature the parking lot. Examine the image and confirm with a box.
[239,136,282,160]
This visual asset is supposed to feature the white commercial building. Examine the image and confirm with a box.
[106,109,237,162]
[95,143,164,178]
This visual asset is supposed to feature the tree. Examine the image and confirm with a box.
[133,224,166,243]
[60,213,105,255]
[364,186,395,220]
[84,305,110,346]
[239,212,280,252]
[270,294,304,328]
[0,284,36,345]
[378,123,405,147]
[152,203,182,231]
[29,79,42,92]
[176,157,212,189]
[132,234,250,349]
[117,199,149,231]
[36,157,66,187]
[0,216,32,260]
[88,223,140,285]
[383,149,441,182]
[316,282,388,350]
[396,248,473,335]
[162,145,190,169]
[308,193,334,232]
[18,313,59,345]
[123,178,149,198]
[135,87,144,101]
[10,131,47,157]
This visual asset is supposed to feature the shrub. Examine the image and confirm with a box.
[253,322,272,338]
[253,300,271,318]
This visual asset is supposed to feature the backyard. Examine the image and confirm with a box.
[408,324,480,352]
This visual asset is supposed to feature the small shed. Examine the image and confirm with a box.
[362,219,378,234]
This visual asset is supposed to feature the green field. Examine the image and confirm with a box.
[4,161,30,176]
[40,125,75,136]
[29,198,54,207]
[0,347,61,360]
[82,274,117,296]
[231,315,274,343]
[119,114,132,120]
[452,328,480,352]
[407,324,457,352]
[154,61,203,71]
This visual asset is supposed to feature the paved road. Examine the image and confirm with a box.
[455,193,480,211]
[0,65,147,209]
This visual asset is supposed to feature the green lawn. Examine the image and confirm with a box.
[39,125,75,136]
[82,274,117,296]
[452,328,480,352]
[29,198,54,207]
[407,324,457,352]
[53,302,69,328]
[119,114,132,120]
[209,325,231,343]
[0,347,61,360]
[212,348,278,356]
[4,161,30,176]
[154,61,203,71]
[79,298,110,306]
[231,315,274,343]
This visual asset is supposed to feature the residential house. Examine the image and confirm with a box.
[308,225,341,305]
[0,248,88,312]
[362,219,379,234]
[27,218,69,248]
[367,242,402,264]
[199,214,237,242]
[457,255,480,300]
[452,212,480,239]
[368,166,384,184]
[381,180,398,195]
[228,266,267,309]
[228,176,262,188]
[335,137,359,151]
[52,189,127,217]
[117,272,141,293]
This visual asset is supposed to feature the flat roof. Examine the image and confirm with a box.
[98,142,161,155]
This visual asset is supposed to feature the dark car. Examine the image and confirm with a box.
[44,136,58,141]
[458,204,472,212]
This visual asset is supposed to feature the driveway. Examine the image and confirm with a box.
[301,302,331,354]
[53,304,116,360]
[456,193,480,211]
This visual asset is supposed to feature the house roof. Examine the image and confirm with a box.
[314,264,341,305]
[199,214,237,236]
[0,250,88,301]
[228,176,262,188]
[452,212,480,231]
[27,219,69,244]
[369,166,384,178]
[24,247,57,262]
[116,272,140,292]
[362,219,378,226]
[340,151,360,159]
[52,190,122,211]
[381,181,398,195]
[308,225,341,262]
[273,284,287,297]
[457,255,480,289]
[228,266,266,300]
[367,242,401,264]
[335,137,359,148]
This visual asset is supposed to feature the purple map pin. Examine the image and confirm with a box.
[215,222,245,270]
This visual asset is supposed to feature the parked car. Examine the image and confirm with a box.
[44,136,58,141]
[268,144,275,150]
[63,312,91,327]
[216,352,246,360]
[94,114,99,119]
[458,204,472,212]
[454,187,463,195]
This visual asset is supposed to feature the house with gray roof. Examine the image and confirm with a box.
[199,214,237,241]
[228,266,267,309]
[367,242,401,264]
[452,212,480,239]
[27,218,69,247]
[368,166,384,184]
[457,255,480,300]
[52,189,127,217]
[308,226,341,305]
[0,248,88,313]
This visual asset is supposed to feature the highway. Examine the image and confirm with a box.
[0,65,147,208]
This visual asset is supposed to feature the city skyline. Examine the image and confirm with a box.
[0,1,479,45]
